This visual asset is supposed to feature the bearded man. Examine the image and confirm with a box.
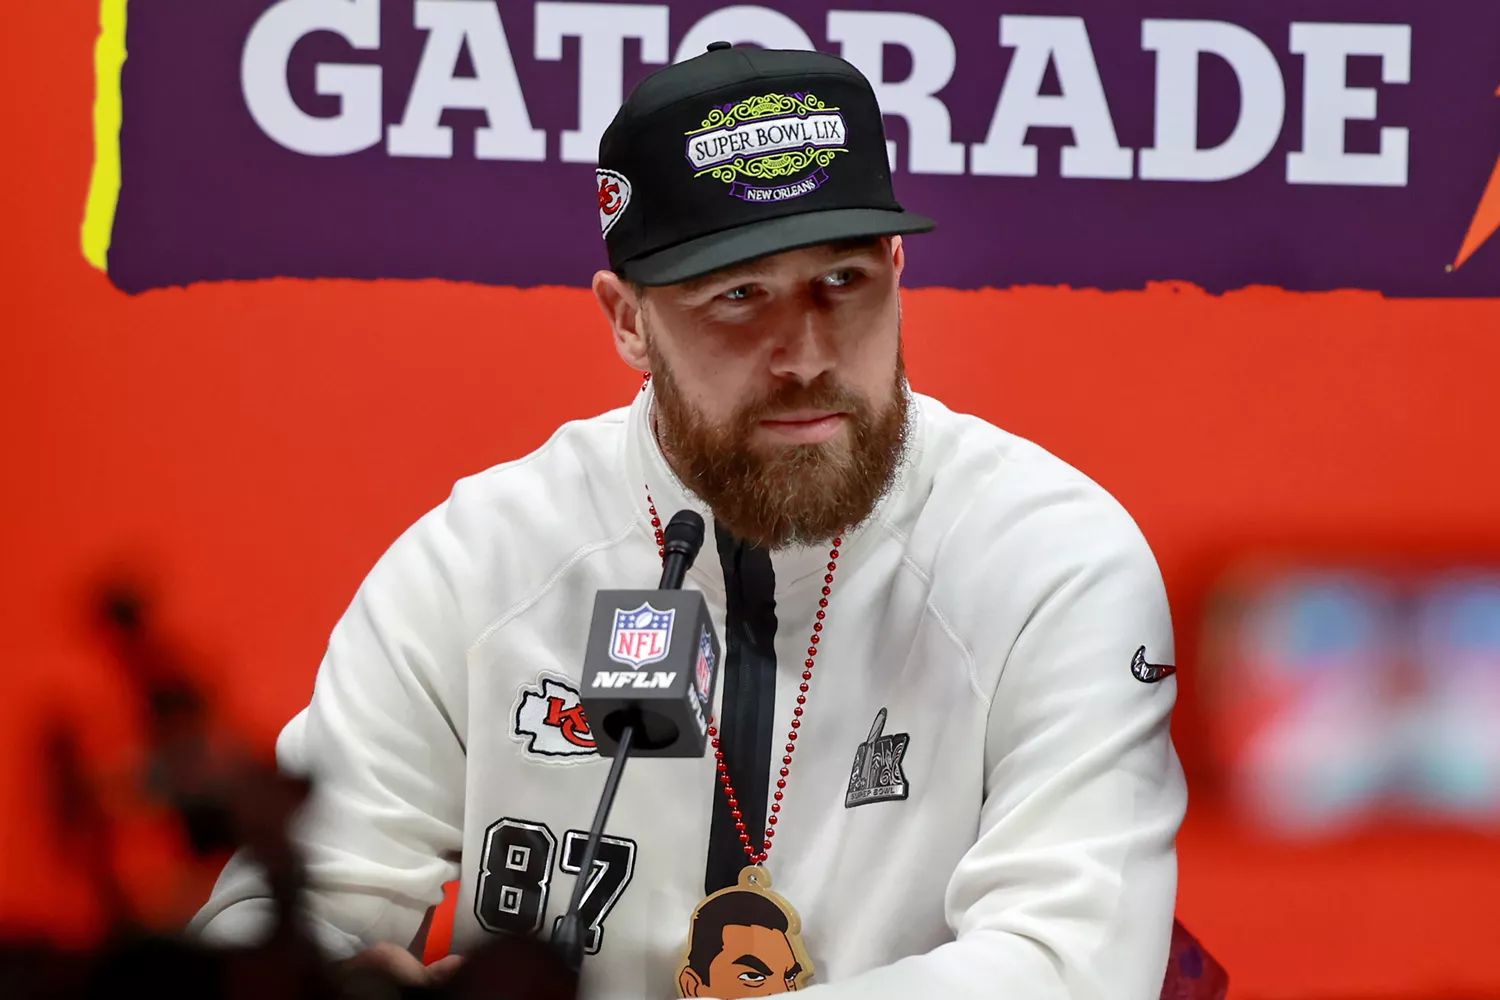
[192,42,1187,1000]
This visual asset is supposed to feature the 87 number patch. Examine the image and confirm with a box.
[474,818,637,955]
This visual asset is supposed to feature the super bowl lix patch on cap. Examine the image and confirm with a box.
[686,92,848,204]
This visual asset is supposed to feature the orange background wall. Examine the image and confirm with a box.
[3,4,1499,998]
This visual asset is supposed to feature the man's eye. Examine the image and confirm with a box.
[737,972,767,984]
[822,269,856,287]
[722,285,753,301]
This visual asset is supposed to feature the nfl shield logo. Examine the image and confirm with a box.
[695,628,715,704]
[609,603,675,667]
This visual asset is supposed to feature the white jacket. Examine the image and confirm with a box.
[192,382,1187,999]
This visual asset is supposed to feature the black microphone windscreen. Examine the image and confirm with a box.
[663,510,705,556]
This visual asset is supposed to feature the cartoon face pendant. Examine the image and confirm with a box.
[677,866,814,997]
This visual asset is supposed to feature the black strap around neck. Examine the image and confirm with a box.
[704,523,779,895]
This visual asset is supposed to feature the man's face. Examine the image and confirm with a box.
[688,924,802,997]
[637,238,908,549]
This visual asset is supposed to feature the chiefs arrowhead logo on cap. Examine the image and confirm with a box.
[596,168,631,237]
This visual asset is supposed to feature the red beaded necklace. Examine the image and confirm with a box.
[645,489,842,865]
[642,373,834,994]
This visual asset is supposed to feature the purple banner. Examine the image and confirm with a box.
[101,1,1500,295]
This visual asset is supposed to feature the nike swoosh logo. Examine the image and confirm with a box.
[1131,646,1176,684]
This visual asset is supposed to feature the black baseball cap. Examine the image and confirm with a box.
[596,42,935,286]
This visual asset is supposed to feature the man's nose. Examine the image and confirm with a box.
[767,308,836,384]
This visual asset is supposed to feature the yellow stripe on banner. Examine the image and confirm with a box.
[81,0,128,273]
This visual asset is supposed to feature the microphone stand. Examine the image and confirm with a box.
[550,715,636,972]
[550,510,705,973]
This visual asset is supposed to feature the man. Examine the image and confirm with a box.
[192,43,1187,999]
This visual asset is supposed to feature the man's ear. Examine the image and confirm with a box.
[592,269,649,372]
[889,235,906,281]
[677,967,704,997]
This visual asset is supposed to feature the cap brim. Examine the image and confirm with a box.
[621,207,936,286]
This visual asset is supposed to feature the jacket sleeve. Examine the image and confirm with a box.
[798,485,1187,1000]
[188,507,471,958]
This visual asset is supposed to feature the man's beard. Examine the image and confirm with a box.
[646,337,909,551]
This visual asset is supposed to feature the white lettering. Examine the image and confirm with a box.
[241,0,382,156]
[687,112,846,170]
[1139,20,1285,182]
[674,5,814,64]
[1286,22,1411,187]
[535,3,668,165]
[596,670,677,688]
[240,7,1414,196]
[826,10,964,175]
[971,15,1132,179]
[387,0,544,161]
[738,174,823,201]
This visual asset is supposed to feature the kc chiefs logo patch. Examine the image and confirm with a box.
[595,168,631,237]
[512,675,598,762]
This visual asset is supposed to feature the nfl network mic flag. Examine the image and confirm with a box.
[580,590,721,759]
[84,0,1500,296]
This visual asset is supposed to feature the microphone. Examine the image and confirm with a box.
[552,510,721,972]
[658,508,705,591]
[580,510,720,757]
